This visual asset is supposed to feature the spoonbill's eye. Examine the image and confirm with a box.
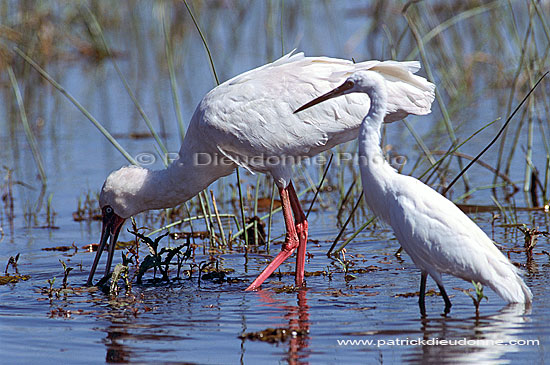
[105,206,113,215]
[344,80,355,89]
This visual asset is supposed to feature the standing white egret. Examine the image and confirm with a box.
[87,51,436,289]
[294,70,532,315]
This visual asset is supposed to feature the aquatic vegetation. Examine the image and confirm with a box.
[518,224,550,260]
[58,259,73,289]
[0,253,30,285]
[460,281,489,317]
[130,230,176,283]
[1,167,15,224]
[73,191,102,222]
[109,261,131,297]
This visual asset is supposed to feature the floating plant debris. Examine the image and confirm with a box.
[395,289,440,298]
[273,285,301,294]
[456,204,550,213]
[42,243,77,252]
[324,289,353,297]
[344,274,356,281]
[200,271,226,282]
[82,240,135,252]
[0,274,30,285]
[347,265,383,274]
[170,231,209,240]
[239,327,308,343]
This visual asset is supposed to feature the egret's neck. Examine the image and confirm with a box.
[358,85,396,222]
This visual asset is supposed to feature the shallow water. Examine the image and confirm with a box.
[1,1,549,364]
[1,213,549,364]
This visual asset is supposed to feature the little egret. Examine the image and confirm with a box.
[294,70,532,315]
[87,51,436,289]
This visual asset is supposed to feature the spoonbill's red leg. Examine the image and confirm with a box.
[245,182,303,291]
[288,182,308,286]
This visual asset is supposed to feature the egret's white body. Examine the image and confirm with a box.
[295,70,532,314]
[88,51,436,289]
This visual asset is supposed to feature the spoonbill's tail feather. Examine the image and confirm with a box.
[367,61,436,121]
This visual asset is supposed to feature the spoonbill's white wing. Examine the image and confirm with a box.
[190,51,435,186]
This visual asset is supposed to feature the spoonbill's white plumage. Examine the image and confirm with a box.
[87,51,436,289]
[295,70,532,315]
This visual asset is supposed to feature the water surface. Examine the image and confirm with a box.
[1,1,549,364]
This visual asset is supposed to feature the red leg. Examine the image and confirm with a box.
[245,185,300,291]
[287,182,308,287]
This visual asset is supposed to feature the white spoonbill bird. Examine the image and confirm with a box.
[87,51,436,289]
[294,70,532,315]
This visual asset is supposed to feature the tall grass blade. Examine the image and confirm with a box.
[84,7,169,164]
[182,0,219,85]
[332,216,376,255]
[306,153,333,218]
[253,175,261,244]
[494,3,533,189]
[418,119,499,181]
[147,213,239,236]
[336,179,356,219]
[266,182,276,251]
[182,0,248,246]
[210,190,227,245]
[403,6,471,190]
[327,191,363,256]
[7,66,47,186]
[14,47,138,165]
[443,71,549,194]
[162,8,186,142]
[230,180,320,241]
[235,168,248,245]
[405,1,503,60]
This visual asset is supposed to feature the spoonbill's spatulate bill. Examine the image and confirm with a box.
[87,51,436,289]
[294,70,532,315]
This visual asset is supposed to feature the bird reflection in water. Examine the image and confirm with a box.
[242,289,311,364]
